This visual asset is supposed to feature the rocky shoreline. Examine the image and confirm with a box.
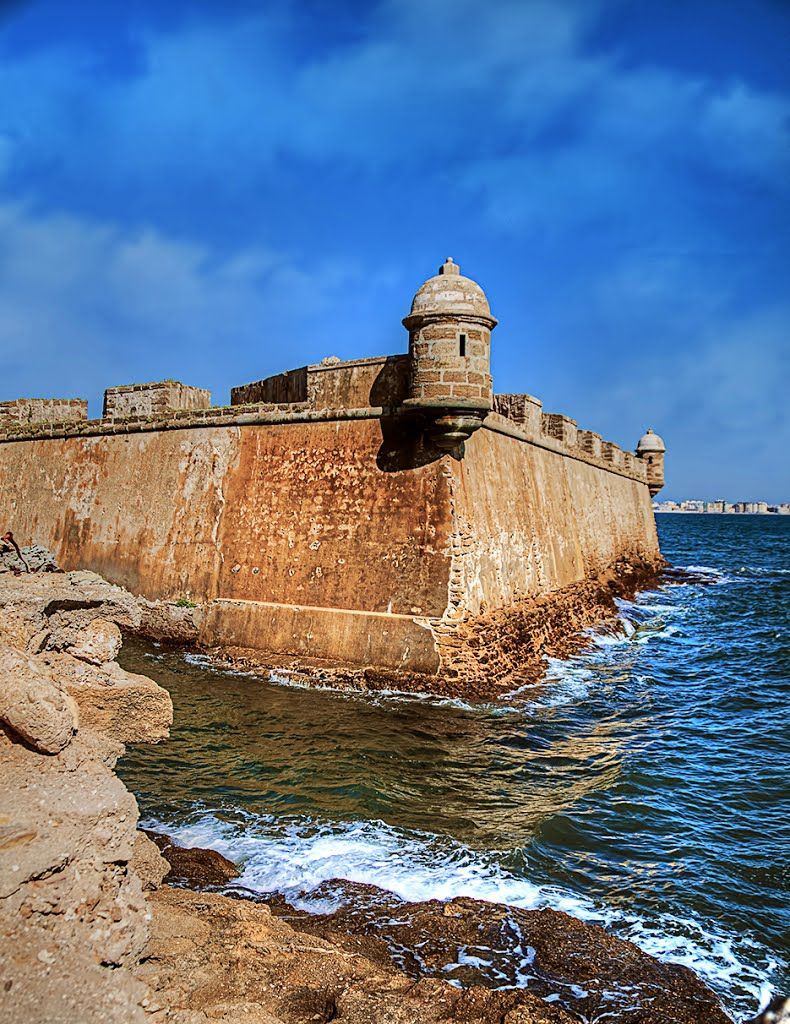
[0,567,768,1023]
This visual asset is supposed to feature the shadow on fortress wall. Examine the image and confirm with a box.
[371,357,458,472]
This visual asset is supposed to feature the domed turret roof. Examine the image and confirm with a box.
[637,428,666,453]
[405,258,496,325]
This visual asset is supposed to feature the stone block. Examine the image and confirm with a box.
[103,382,211,420]
[542,413,578,447]
[421,325,454,341]
[493,394,543,435]
[0,398,87,431]
[577,430,602,458]
[450,383,486,400]
[601,442,622,466]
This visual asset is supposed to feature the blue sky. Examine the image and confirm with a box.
[0,0,787,501]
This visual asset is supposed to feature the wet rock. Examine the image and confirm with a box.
[265,883,733,1024]
[144,830,241,887]
[747,998,790,1024]
[0,643,78,753]
[139,885,576,1024]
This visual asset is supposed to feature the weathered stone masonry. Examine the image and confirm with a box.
[0,260,666,691]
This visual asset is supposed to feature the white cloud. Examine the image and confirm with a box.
[0,0,785,217]
[0,202,372,413]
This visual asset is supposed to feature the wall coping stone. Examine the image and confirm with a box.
[306,354,409,374]
[104,380,209,394]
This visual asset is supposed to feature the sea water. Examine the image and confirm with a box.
[118,513,789,1019]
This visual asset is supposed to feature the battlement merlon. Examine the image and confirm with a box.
[103,381,211,420]
[0,398,87,429]
[231,355,410,411]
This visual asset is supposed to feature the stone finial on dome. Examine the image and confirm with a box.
[439,257,461,276]
[636,428,666,454]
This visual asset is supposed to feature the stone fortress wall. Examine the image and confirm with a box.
[0,259,666,691]
[0,364,651,481]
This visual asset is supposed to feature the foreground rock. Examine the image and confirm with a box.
[0,570,570,1024]
[152,839,734,1024]
[0,570,172,1024]
[140,885,578,1024]
[145,829,241,887]
[0,542,59,575]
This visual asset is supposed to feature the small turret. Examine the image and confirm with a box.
[636,428,666,496]
[402,258,497,450]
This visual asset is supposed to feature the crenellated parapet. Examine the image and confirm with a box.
[489,396,654,485]
[0,258,664,493]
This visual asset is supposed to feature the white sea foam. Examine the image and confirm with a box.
[736,565,790,576]
[674,564,733,584]
[146,811,779,1015]
[182,652,265,681]
[161,813,592,917]
[267,667,526,716]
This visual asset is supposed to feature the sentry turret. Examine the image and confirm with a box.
[636,428,666,496]
[402,258,497,450]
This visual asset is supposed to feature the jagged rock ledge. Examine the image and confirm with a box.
[0,569,744,1024]
[150,839,736,1024]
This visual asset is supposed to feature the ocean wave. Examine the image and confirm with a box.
[152,812,588,917]
[144,810,778,1016]
[735,565,790,577]
[670,564,733,584]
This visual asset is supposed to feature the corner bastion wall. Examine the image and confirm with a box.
[0,393,659,683]
[0,261,663,689]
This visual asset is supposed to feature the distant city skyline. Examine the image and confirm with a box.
[0,0,788,500]
[655,498,789,514]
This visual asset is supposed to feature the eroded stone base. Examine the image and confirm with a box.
[430,557,666,698]
[202,558,666,702]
